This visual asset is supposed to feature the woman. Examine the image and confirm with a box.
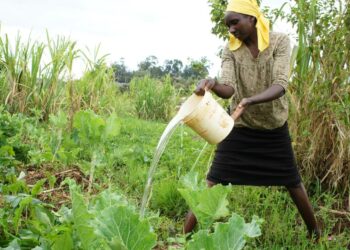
[185,0,320,240]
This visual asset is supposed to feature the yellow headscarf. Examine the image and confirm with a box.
[226,0,269,52]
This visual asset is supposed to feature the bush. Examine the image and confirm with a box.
[130,75,177,121]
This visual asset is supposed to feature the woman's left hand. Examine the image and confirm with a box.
[231,98,252,121]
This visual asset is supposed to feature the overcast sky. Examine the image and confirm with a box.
[0,0,292,77]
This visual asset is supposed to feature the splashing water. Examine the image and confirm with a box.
[140,113,184,217]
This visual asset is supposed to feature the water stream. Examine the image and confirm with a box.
[139,91,233,217]
[140,113,184,217]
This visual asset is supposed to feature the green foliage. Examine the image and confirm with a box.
[112,55,211,87]
[136,55,164,79]
[112,58,133,84]
[67,179,157,250]
[150,178,187,218]
[48,111,78,164]
[0,32,76,119]
[178,172,231,228]
[68,181,106,249]
[72,110,121,194]
[0,108,29,168]
[27,111,78,166]
[70,46,120,115]
[287,0,350,191]
[0,112,349,248]
[0,171,58,247]
[182,57,211,80]
[95,206,157,249]
[208,0,229,40]
[72,110,119,149]
[178,172,262,249]
[0,32,121,119]
[1,176,158,249]
[187,213,262,250]
[130,75,177,121]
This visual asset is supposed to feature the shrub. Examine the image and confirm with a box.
[130,75,177,121]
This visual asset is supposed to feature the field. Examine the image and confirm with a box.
[1,0,350,249]
[1,101,349,249]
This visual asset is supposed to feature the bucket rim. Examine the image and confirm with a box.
[180,91,212,122]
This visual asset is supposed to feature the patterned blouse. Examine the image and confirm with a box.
[219,32,291,130]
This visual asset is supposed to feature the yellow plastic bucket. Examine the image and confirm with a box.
[178,91,234,144]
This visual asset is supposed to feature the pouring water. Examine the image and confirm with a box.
[140,91,234,217]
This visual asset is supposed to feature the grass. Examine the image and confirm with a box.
[102,116,349,249]
[0,32,123,123]
[0,98,348,248]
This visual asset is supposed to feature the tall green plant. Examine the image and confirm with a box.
[0,31,120,121]
[0,34,33,112]
[0,32,78,119]
[72,110,120,196]
[69,45,118,116]
[130,75,177,121]
[41,32,76,120]
[288,0,350,191]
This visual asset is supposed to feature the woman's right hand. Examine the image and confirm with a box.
[194,78,217,96]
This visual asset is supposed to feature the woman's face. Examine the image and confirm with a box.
[224,11,255,41]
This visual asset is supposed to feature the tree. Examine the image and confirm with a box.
[136,55,164,78]
[182,57,211,80]
[163,59,183,78]
[111,58,132,83]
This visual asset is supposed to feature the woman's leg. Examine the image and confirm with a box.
[183,180,216,234]
[286,183,320,239]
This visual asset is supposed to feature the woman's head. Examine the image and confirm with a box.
[224,11,257,41]
[225,0,269,51]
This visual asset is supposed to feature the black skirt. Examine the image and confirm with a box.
[207,122,301,187]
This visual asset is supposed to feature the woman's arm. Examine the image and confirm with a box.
[246,84,285,105]
[232,84,285,120]
[194,78,235,99]
[194,45,236,99]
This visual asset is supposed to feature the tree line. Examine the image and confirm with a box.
[111,55,211,87]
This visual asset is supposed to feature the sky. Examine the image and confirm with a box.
[0,0,293,78]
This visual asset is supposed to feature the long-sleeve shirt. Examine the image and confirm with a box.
[219,32,291,129]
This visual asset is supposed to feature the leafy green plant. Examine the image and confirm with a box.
[0,171,55,246]
[26,111,79,166]
[72,110,121,195]
[187,213,262,250]
[178,172,231,229]
[66,179,158,249]
[178,172,262,249]
[1,175,158,249]
[96,206,157,249]
[0,107,29,169]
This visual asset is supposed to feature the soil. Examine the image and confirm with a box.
[23,165,91,209]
